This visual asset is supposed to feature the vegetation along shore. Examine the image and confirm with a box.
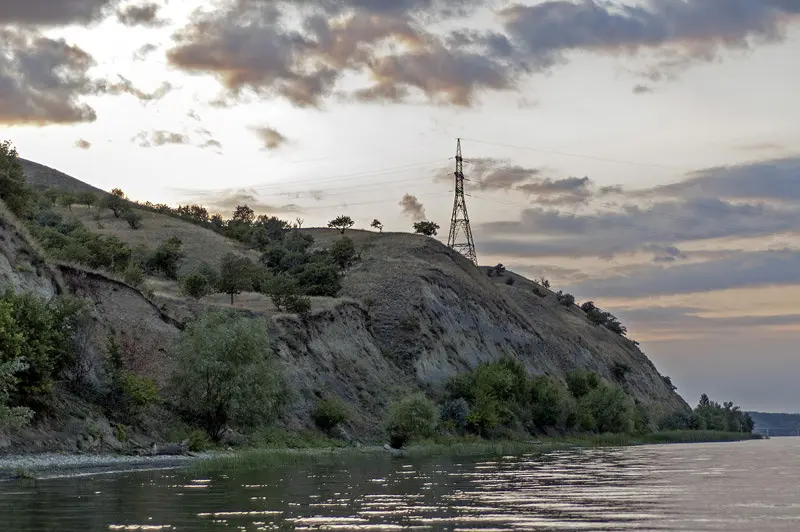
[0,140,756,474]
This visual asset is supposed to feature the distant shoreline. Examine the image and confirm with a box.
[0,431,761,481]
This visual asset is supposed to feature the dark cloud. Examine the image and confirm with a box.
[480,197,800,259]
[132,130,189,148]
[572,249,800,299]
[166,1,516,107]
[460,158,540,191]
[254,126,288,150]
[0,0,116,26]
[74,139,92,150]
[399,193,426,221]
[633,84,653,94]
[642,157,800,203]
[500,0,800,78]
[0,29,98,125]
[116,2,165,26]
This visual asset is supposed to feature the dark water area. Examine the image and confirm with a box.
[2,438,800,531]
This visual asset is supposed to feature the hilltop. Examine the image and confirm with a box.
[0,155,696,454]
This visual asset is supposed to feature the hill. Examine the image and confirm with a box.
[0,157,692,454]
[747,412,800,437]
[20,159,108,197]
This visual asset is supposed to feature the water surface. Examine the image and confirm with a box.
[2,438,799,531]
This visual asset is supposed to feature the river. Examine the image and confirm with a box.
[2,438,799,531]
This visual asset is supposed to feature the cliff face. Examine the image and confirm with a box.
[1,202,688,451]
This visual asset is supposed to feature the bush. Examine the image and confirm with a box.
[312,397,349,432]
[295,262,341,297]
[565,369,601,399]
[0,358,34,429]
[386,393,438,448]
[170,310,285,439]
[0,140,33,216]
[556,291,575,306]
[577,382,635,434]
[440,398,470,432]
[505,277,515,286]
[611,361,631,381]
[123,209,143,229]
[529,375,574,430]
[146,236,185,279]
[330,237,356,270]
[180,264,219,300]
[122,262,144,287]
[284,294,312,316]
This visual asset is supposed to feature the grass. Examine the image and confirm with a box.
[188,430,760,475]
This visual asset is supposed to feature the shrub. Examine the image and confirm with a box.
[413,220,439,236]
[505,277,515,286]
[0,140,33,216]
[170,310,285,439]
[611,361,631,381]
[179,263,219,300]
[284,294,312,316]
[122,262,144,287]
[0,357,34,429]
[312,397,349,432]
[330,237,356,270]
[529,375,574,430]
[556,291,575,306]
[386,393,438,448]
[577,382,635,434]
[146,236,185,279]
[565,369,601,399]
[123,209,143,229]
[440,398,470,432]
[295,262,341,297]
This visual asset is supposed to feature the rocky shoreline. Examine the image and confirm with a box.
[0,452,208,481]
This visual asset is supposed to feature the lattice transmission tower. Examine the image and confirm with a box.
[447,138,478,265]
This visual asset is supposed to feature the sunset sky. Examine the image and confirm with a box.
[3,0,800,411]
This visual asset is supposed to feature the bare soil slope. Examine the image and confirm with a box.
[20,159,108,196]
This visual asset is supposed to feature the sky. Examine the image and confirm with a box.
[2,0,800,412]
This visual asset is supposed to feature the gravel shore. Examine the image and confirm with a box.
[0,453,208,481]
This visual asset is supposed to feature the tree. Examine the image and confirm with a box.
[146,236,185,279]
[371,219,383,233]
[58,192,76,211]
[328,215,354,234]
[413,220,439,236]
[217,253,256,304]
[0,357,34,429]
[101,193,126,218]
[43,188,61,206]
[123,209,143,229]
[330,237,356,270]
[170,310,285,439]
[77,191,97,209]
[232,204,255,225]
[111,188,126,199]
[313,397,349,432]
[386,393,438,448]
[0,140,32,216]
[180,263,219,300]
[295,217,304,228]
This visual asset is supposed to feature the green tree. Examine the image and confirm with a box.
[529,375,575,430]
[170,310,285,438]
[578,382,635,434]
[123,209,143,229]
[111,188,126,199]
[0,357,34,429]
[232,204,255,225]
[179,263,219,300]
[43,188,61,206]
[371,219,383,232]
[217,253,256,304]
[296,261,341,297]
[0,140,32,216]
[413,220,439,236]
[59,192,76,211]
[328,215,354,234]
[312,397,349,432]
[146,236,185,279]
[101,193,126,218]
[330,237,356,270]
[77,191,97,209]
[386,393,438,448]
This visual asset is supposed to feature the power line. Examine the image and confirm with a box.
[460,137,688,173]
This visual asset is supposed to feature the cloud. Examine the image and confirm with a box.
[463,158,540,191]
[642,157,800,203]
[166,1,517,108]
[74,139,92,150]
[132,130,189,148]
[185,187,303,214]
[133,43,158,61]
[572,249,800,299]
[500,0,800,79]
[399,193,426,221]
[517,176,595,205]
[254,126,288,150]
[633,84,653,94]
[0,29,98,125]
[116,2,165,26]
[0,0,116,26]
[480,197,800,259]
[94,75,173,102]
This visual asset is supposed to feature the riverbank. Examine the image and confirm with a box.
[0,431,760,480]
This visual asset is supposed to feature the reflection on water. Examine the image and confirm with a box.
[3,438,800,531]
